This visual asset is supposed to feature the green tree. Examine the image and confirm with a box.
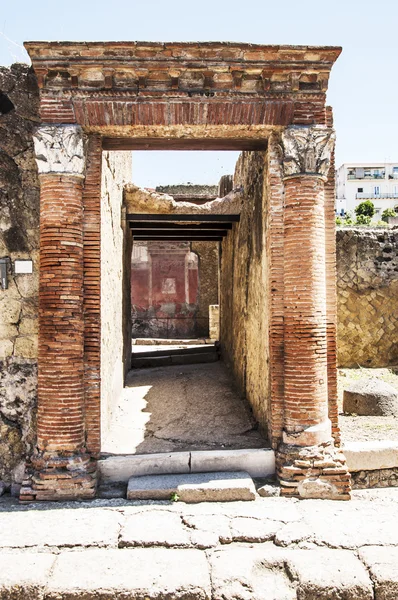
[355,200,375,220]
[381,208,397,222]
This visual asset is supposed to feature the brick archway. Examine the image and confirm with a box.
[20,42,350,501]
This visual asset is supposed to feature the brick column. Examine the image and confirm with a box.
[276,125,351,500]
[20,125,96,501]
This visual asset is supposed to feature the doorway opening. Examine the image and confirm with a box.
[100,148,270,459]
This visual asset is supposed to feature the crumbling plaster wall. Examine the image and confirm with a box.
[0,64,40,486]
[100,150,132,445]
[220,151,270,433]
[337,228,398,367]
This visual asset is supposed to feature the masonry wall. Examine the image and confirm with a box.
[100,151,132,444]
[337,228,398,367]
[220,151,270,433]
[191,241,219,338]
[0,65,40,487]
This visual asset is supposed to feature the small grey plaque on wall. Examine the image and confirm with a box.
[14,260,33,274]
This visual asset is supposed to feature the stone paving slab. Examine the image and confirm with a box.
[359,546,398,600]
[285,547,374,599]
[127,471,256,502]
[0,490,397,598]
[46,548,211,599]
[120,510,191,547]
[296,497,398,548]
[209,545,296,600]
[0,552,56,600]
[0,507,121,548]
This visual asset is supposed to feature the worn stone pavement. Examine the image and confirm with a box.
[1,488,398,598]
[102,362,266,455]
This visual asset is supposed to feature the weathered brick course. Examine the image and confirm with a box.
[37,174,85,452]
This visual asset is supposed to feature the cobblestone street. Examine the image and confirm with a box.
[1,488,398,598]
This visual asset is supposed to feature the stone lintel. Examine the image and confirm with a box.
[33,125,87,177]
[281,125,335,181]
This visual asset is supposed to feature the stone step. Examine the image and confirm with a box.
[127,471,256,502]
[133,337,211,345]
[131,350,219,369]
[98,448,275,484]
[132,344,217,358]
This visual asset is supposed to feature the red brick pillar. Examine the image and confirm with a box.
[277,126,351,500]
[20,125,96,501]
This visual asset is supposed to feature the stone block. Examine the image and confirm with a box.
[127,471,256,502]
[344,441,398,472]
[257,483,281,497]
[14,335,37,358]
[209,304,220,340]
[19,317,38,335]
[209,545,296,600]
[359,545,398,600]
[46,548,211,599]
[0,323,18,339]
[343,378,398,416]
[0,298,21,324]
[0,552,56,600]
[0,339,13,358]
[98,452,190,483]
[120,510,191,547]
[190,449,275,478]
[0,507,121,548]
[286,548,373,599]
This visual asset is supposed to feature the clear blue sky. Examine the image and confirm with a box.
[1,0,397,187]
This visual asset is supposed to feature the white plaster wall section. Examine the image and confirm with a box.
[100,150,132,446]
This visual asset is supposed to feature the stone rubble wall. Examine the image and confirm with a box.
[220,151,270,433]
[337,228,398,367]
[351,467,398,489]
[0,65,40,487]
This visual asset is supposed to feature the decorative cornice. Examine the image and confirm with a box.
[33,125,87,177]
[281,125,335,180]
[24,41,341,97]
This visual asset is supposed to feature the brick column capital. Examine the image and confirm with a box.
[281,125,335,181]
[33,124,87,178]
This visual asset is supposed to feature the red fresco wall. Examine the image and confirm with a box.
[131,242,199,338]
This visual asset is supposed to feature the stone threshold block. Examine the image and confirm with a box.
[344,441,398,472]
[127,471,256,502]
[99,448,275,483]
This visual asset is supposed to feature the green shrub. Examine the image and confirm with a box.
[381,208,397,222]
[355,214,372,225]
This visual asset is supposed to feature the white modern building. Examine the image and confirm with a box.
[336,163,398,217]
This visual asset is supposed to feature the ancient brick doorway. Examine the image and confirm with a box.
[21,41,351,501]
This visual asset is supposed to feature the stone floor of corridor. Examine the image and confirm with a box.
[102,360,267,455]
[1,489,398,599]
